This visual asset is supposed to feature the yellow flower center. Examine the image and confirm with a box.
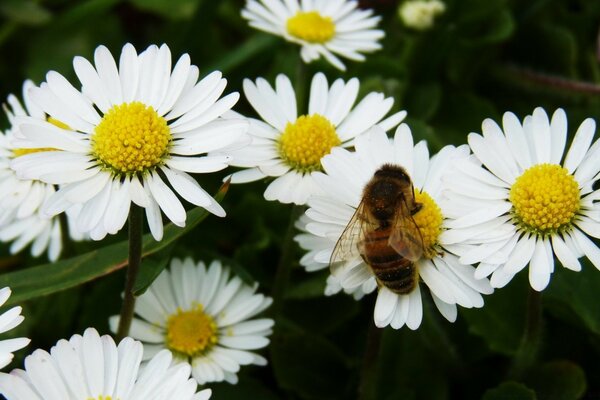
[11,117,67,157]
[509,163,580,236]
[278,114,340,172]
[91,102,171,175]
[412,191,443,259]
[286,11,335,43]
[166,305,218,357]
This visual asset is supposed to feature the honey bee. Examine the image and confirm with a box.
[330,164,424,294]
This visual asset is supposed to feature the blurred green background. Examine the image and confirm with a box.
[1,0,600,399]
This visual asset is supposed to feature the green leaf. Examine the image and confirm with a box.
[0,0,52,25]
[527,361,586,400]
[129,0,201,20]
[405,82,442,120]
[285,269,327,299]
[545,263,600,335]
[207,34,279,74]
[482,382,536,400]
[462,274,528,356]
[458,10,515,46]
[0,182,229,307]
[132,249,172,296]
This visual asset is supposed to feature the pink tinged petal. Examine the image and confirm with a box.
[146,173,186,227]
[530,107,552,164]
[374,287,397,328]
[564,118,596,174]
[503,234,536,274]
[166,155,231,173]
[161,167,225,216]
[549,108,567,165]
[103,179,131,235]
[528,238,552,291]
[468,132,515,184]
[431,293,457,322]
[119,43,140,103]
[308,72,329,115]
[45,71,101,126]
[18,121,88,152]
[94,45,123,106]
[552,234,581,272]
[73,55,111,113]
[572,228,600,271]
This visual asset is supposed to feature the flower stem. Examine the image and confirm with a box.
[57,211,73,259]
[509,286,543,379]
[357,316,383,400]
[271,204,304,316]
[116,204,144,341]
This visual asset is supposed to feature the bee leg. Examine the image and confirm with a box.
[410,202,423,215]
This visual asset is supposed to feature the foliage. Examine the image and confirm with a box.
[1,0,600,399]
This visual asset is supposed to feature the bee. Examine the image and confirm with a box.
[330,164,425,294]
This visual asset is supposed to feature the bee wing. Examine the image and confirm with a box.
[388,196,425,262]
[329,201,371,277]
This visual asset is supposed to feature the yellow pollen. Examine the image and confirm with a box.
[166,305,218,357]
[278,114,340,172]
[509,163,580,235]
[412,191,443,259]
[91,102,171,174]
[11,117,68,157]
[286,11,335,43]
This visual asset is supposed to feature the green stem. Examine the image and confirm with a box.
[357,312,383,400]
[116,204,144,341]
[508,287,543,379]
[57,211,73,259]
[271,204,304,316]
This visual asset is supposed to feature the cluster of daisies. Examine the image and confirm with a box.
[2,0,600,398]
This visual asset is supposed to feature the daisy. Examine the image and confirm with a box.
[0,287,30,369]
[295,125,493,329]
[10,43,248,241]
[398,0,446,31]
[0,327,211,400]
[0,81,84,261]
[109,258,274,385]
[226,72,406,205]
[241,0,384,70]
[441,107,600,291]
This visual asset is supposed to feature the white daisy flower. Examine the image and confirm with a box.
[10,43,248,241]
[442,107,600,291]
[109,258,274,385]
[0,81,84,261]
[0,327,211,400]
[242,0,384,71]
[398,0,446,31]
[0,287,30,369]
[295,125,493,329]
[226,72,406,205]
